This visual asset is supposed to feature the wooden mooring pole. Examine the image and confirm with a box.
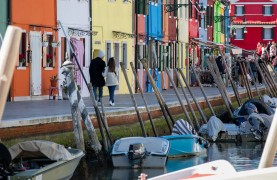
[165,67,198,130]
[130,62,158,136]
[120,62,147,137]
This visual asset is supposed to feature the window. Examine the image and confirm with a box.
[263,28,274,40]
[18,32,27,67]
[263,5,273,16]
[235,28,244,40]
[106,42,112,63]
[235,5,244,16]
[122,43,127,68]
[137,0,148,15]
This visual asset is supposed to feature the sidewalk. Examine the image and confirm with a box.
[2,85,248,127]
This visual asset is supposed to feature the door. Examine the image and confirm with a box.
[30,31,42,95]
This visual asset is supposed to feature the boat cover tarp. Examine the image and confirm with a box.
[172,119,196,135]
[206,116,226,141]
[237,99,274,116]
[9,140,73,161]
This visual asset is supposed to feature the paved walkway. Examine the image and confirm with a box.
[1,85,261,128]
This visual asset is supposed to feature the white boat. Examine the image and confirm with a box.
[111,137,169,168]
[0,140,84,180]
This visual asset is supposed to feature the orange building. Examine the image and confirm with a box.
[10,0,58,101]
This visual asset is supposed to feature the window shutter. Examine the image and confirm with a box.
[271,28,274,39]
[235,6,237,14]
[242,29,245,39]
[242,6,245,15]
[262,28,264,39]
[262,6,265,15]
[270,6,273,14]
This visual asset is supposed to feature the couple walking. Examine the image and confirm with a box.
[89,50,119,106]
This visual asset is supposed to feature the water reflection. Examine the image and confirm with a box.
[71,142,272,180]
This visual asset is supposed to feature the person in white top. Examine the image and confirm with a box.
[102,57,119,106]
[270,41,276,62]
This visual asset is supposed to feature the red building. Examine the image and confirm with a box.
[230,0,277,51]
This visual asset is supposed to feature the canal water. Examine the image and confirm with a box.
[71,142,277,180]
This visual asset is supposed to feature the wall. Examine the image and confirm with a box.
[57,0,91,97]
[92,0,134,94]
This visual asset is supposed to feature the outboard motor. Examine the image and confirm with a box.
[247,113,267,140]
[128,143,146,162]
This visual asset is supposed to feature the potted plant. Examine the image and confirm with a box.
[19,54,26,67]
[50,74,58,87]
[47,54,52,67]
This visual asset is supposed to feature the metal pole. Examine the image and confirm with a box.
[246,61,262,100]
[120,62,147,137]
[130,62,158,136]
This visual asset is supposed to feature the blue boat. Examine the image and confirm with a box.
[161,134,208,158]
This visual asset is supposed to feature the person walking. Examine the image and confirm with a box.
[216,56,226,83]
[270,41,276,63]
[102,57,119,106]
[89,49,106,104]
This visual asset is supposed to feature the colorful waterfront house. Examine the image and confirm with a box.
[176,0,190,84]
[0,0,8,50]
[214,0,226,44]
[57,0,91,98]
[145,0,163,92]
[230,0,277,51]
[161,0,178,90]
[199,0,215,69]
[188,0,201,85]
[92,0,133,95]
[10,0,58,101]
[135,0,148,92]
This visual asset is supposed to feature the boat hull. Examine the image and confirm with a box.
[161,135,207,158]
[111,137,169,168]
[9,148,84,180]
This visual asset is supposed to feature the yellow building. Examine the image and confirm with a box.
[92,0,134,95]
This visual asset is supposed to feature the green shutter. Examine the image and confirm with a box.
[235,6,237,14]
[242,6,245,15]
[270,6,273,14]
[262,6,265,15]
[242,28,245,39]
[271,28,274,39]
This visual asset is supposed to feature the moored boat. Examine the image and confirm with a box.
[0,140,84,180]
[111,137,169,168]
[161,135,208,158]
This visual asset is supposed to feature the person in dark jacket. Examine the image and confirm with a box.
[89,50,106,104]
[216,56,226,82]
